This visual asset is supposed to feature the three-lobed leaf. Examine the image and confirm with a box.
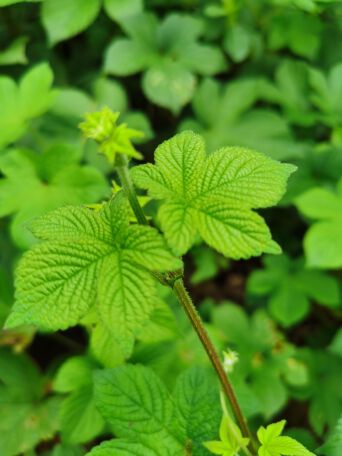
[132,131,296,259]
[257,420,316,456]
[5,193,181,354]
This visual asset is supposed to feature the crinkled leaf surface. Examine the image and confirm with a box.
[94,364,185,455]
[0,145,108,248]
[5,193,181,352]
[132,131,295,258]
[93,365,221,455]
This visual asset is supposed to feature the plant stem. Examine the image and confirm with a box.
[115,154,148,226]
[172,277,254,447]
[115,155,256,453]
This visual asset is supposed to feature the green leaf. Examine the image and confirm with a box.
[104,13,224,111]
[0,36,28,65]
[204,415,250,456]
[19,62,55,118]
[42,0,101,45]
[54,356,96,393]
[247,255,339,326]
[309,63,342,126]
[181,78,301,160]
[0,349,60,456]
[223,24,252,62]
[0,63,55,147]
[319,415,342,456]
[268,10,322,59]
[53,356,104,443]
[60,385,105,444]
[104,0,143,21]
[5,194,181,349]
[174,367,221,454]
[132,131,295,258]
[257,420,315,456]
[94,364,185,454]
[86,439,158,456]
[0,145,108,248]
[142,61,196,114]
[295,181,342,268]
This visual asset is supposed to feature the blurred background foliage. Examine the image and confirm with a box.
[0,0,341,455]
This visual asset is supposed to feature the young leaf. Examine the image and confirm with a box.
[5,193,181,351]
[257,420,316,456]
[132,131,296,258]
[204,415,249,456]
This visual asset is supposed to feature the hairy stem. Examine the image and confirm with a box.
[115,154,149,226]
[115,155,256,453]
[172,277,253,447]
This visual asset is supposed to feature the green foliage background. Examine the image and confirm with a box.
[0,0,341,455]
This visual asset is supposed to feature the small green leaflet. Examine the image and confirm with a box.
[204,415,249,456]
[5,192,181,353]
[295,180,342,268]
[132,131,296,259]
[90,365,221,456]
[257,420,316,456]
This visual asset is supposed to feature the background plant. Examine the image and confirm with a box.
[0,0,341,455]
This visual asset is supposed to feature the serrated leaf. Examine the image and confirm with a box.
[174,367,221,455]
[94,365,185,454]
[132,131,295,258]
[6,194,181,350]
[257,420,316,456]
